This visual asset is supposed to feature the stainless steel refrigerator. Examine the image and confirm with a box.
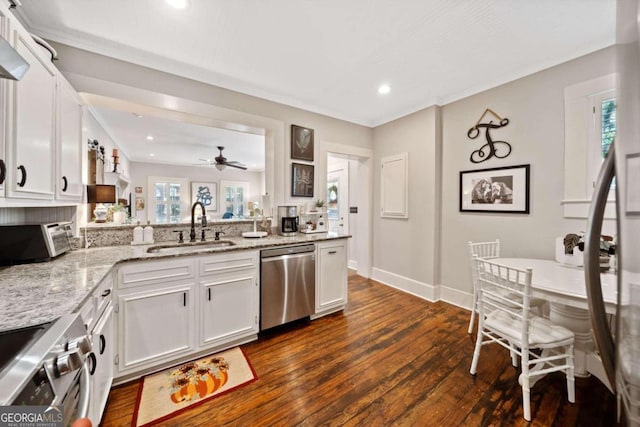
[586,1,640,424]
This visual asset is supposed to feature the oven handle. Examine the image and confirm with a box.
[76,362,91,419]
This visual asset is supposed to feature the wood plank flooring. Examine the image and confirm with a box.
[101,274,616,426]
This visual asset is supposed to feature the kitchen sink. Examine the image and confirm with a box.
[146,240,236,254]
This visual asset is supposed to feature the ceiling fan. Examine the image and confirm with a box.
[197,146,247,171]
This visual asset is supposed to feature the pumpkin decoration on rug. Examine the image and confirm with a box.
[169,356,230,403]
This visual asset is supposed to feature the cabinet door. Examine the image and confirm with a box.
[316,240,348,313]
[118,285,195,372]
[56,77,83,201]
[201,272,258,347]
[0,7,8,197]
[90,304,114,427]
[6,29,55,199]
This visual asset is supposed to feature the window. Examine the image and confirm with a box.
[563,74,617,218]
[221,181,249,218]
[588,90,616,192]
[147,176,190,223]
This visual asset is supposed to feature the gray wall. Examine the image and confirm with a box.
[371,106,442,295]
[440,46,617,297]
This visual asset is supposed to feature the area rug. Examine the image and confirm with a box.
[132,347,257,427]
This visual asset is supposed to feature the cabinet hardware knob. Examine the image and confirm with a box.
[99,334,106,355]
[17,165,27,187]
[61,176,68,192]
[208,288,211,301]
[328,250,337,254]
[0,159,5,185]
[101,289,111,297]
[183,292,187,307]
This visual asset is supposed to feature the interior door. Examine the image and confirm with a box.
[327,168,349,235]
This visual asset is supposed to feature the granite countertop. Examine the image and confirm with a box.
[0,232,349,333]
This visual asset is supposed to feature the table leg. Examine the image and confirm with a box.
[549,303,594,377]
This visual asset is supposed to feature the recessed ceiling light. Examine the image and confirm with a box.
[150,153,155,157]
[133,113,143,118]
[378,84,391,95]
[146,135,154,141]
[165,0,190,9]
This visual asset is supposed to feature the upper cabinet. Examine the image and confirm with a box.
[5,28,56,199]
[56,77,83,201]
[0,2,83,204]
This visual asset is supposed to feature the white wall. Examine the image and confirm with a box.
[49,42,373,213]
[129,161,264,222]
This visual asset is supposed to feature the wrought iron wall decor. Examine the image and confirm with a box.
[467,108,511,164]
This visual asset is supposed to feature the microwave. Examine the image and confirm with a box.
[0,222,73,264]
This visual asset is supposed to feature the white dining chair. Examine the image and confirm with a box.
[467,240,501,334]
[469,258,575,422]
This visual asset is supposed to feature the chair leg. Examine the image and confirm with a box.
[521,375,532,421]
[567,345,576,403]
[470,325,483,375]
[509,341,519,367]
[468,289,477,334]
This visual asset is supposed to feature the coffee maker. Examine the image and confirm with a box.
[277,206,298,236]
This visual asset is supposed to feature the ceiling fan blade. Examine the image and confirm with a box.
[225,162,247,170]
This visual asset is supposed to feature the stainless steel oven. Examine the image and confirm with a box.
[0,313,93,426]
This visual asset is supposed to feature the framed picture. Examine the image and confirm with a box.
[191,182,218,212]
[135,197,145,210]
[135,186,143,193]
[459,164,530,213]
[291,162,314,197]
[291,124,314,161]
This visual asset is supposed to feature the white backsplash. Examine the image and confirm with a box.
[0,206,78,225]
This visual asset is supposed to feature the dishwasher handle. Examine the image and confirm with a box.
[261,244,315,259]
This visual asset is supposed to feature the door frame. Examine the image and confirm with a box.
[320,142,373,278]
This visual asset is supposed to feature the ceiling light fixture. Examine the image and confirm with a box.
[146,135,154,141]
[378,84,391,95]
[215,163,225,171]
[165,0,190,9]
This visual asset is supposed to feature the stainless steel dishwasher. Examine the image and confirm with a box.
[260,244,315,330]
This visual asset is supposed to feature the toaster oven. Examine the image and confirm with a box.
[0,222,72,264]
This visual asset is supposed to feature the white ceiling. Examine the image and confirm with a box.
[16,0,615,128]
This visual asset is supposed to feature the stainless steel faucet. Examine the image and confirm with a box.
[190,201,208,242]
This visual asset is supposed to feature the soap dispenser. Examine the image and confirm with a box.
[143,220,154,243]
[132,221,144,244]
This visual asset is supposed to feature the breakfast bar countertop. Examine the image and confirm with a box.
[0,232,349,333]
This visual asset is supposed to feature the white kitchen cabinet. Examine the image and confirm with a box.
[117,284,196,373]
[199,251,259,347]
[5,25,56,199]
[55,77,83,201]
[0,6,9,198]
[201,274,258,346]
[89,304,113,427]
[113,251,260,381]
[314,239,348,317]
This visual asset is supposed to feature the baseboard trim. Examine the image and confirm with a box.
[370,268,472,312]
[371,268,437,301]
[348,259,358,270]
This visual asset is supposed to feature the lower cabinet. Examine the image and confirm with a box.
[201,272,259,347]
[117,284,196,373]
[89,304,114,426]
[113,251,259,380]
[315,239,348,317]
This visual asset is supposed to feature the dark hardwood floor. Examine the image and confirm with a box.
[101,274,616,426]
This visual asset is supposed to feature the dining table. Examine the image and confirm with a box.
[493,257,617,392]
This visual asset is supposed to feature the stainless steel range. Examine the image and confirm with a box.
[0,313,92,425]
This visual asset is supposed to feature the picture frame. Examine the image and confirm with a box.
[291,162,314,197]
[291,124,314,161]
[459,164,530,213]
[191,181,218,212]
[135,197,145,210]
